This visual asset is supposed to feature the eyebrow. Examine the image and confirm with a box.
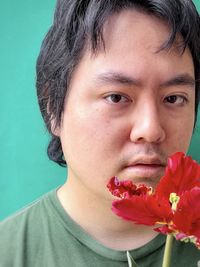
[94,71,196,89]
[160,74,196,89]
[94,72,140,86]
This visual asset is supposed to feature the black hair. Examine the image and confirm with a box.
[36,0,200,166]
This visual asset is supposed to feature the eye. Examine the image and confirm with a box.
[105,94,129,104]
[164,95,188,106]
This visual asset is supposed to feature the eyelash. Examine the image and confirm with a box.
[164,95,188,106]
[104,93,188,106]
[104,94,130,104]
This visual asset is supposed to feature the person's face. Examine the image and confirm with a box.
[58,10,195,199]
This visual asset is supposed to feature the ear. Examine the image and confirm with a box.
[47,100,61,137]
[51,119,61,137]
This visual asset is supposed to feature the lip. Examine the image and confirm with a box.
[124,156,167,178]
[127,157,166,166]
[125,164,165,178]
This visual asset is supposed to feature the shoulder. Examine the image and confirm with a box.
[0,190,53,230]
[0,189,56,266]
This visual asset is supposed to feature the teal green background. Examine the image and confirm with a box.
[0,1,200,220]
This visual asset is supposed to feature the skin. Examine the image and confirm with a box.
[56,10,195,250]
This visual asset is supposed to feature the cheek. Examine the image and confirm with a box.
[165,113,194,153]
[60,107,120,169]
[60,110,125,190]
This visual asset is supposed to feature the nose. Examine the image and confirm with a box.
[130,101,166,144]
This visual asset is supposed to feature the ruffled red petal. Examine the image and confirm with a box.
[156,152,200,199]
[173,187,200,238]
[107,176,151,199]
[112,195,172,226]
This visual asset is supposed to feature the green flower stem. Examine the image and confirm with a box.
[127,251,138,267]
[162,234,174,267]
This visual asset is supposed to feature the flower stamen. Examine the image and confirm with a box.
[169,193,180,211]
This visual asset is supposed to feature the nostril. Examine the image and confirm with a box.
[129,122,166,144]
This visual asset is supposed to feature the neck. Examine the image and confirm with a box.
[57,177,158,251]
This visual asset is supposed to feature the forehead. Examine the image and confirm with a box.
[97,9,193,59]
[102,9,170,53]
[69,9,194,90]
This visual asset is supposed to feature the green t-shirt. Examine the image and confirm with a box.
[0,189,199,267]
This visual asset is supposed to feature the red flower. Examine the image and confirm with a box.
[172,187,200,239]
[154,188,200,245]
[112,194,173,226]
[156,152,200,199]
[107,152,200,248]
[107,176,151,199]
